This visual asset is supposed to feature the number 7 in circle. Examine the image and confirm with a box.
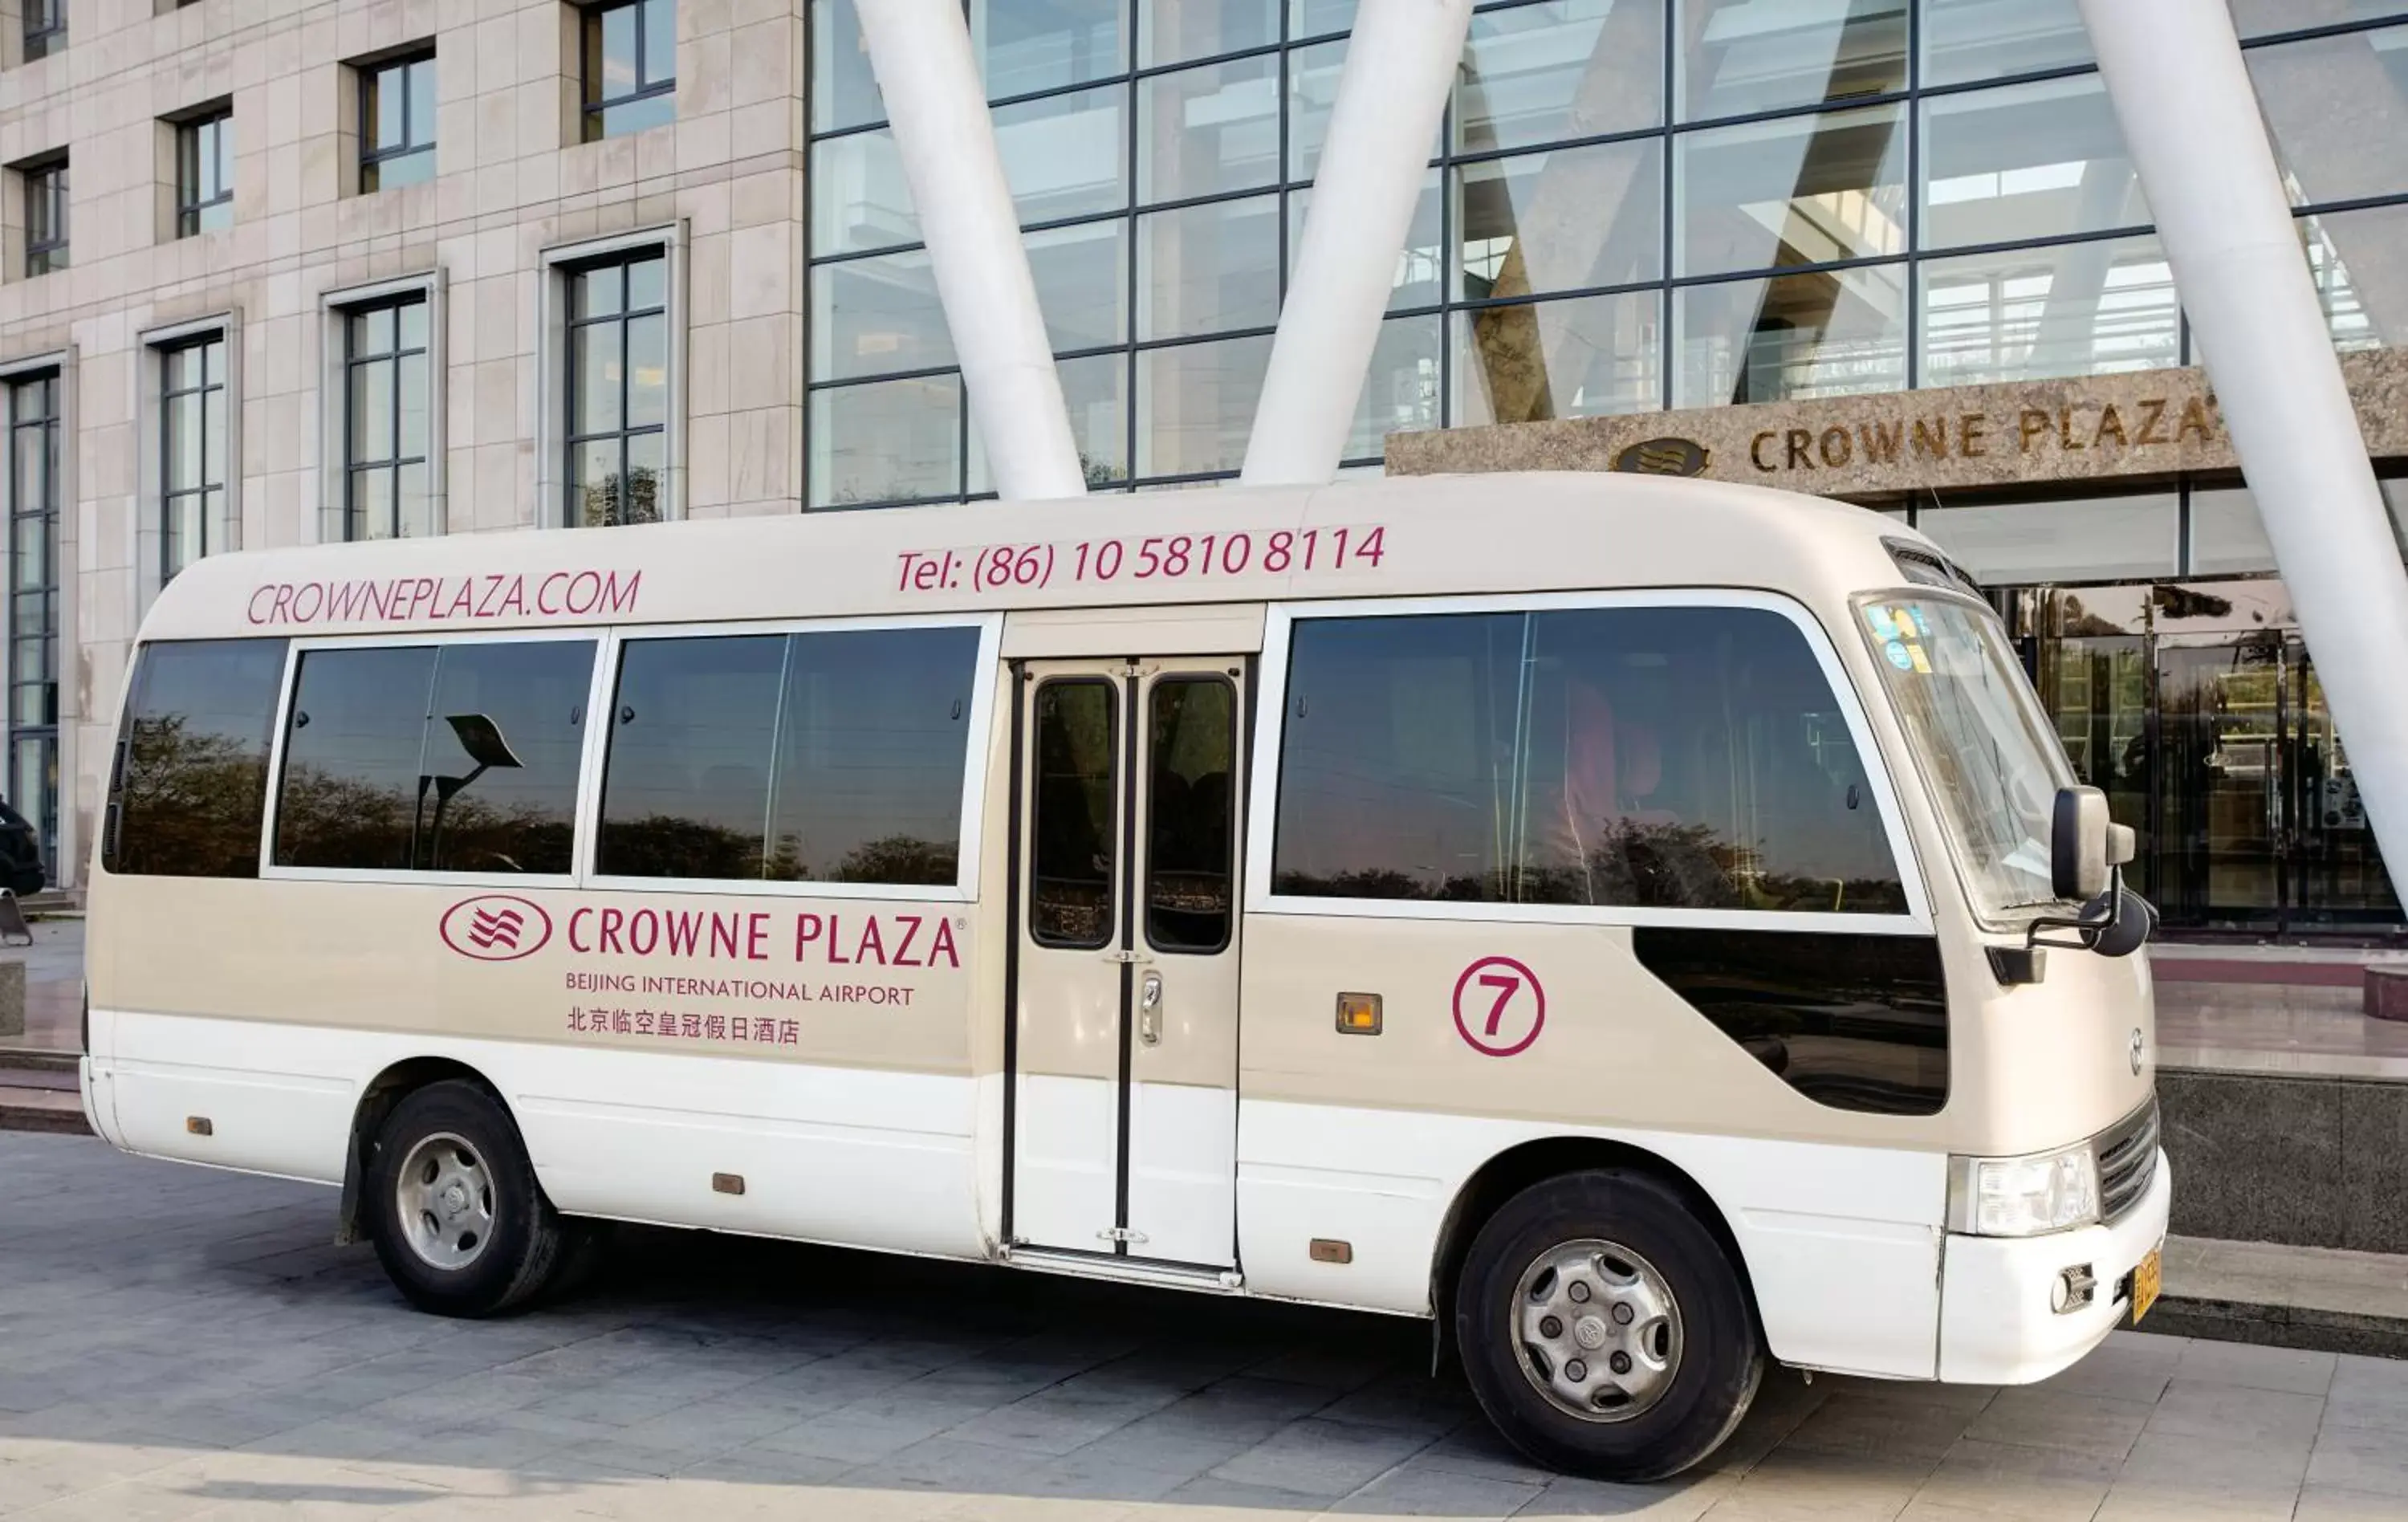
[1477,972,1520,1036]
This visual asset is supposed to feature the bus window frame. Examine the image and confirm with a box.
[1243,588,1938,936]
[576,611,1002,903]
[257,626,611,890]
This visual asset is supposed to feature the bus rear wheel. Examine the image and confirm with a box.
[366,1080,564,1318]
[1454,1170,1763,1480]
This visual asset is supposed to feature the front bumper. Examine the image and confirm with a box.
[1936,1150,2172,1385]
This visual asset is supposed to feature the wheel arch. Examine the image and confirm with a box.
[1426,1134,1763,1375]
[334,1056,508,1246]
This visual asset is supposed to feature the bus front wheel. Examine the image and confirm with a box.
[1454,1169,1763,1480]
[365,1079,566,1318]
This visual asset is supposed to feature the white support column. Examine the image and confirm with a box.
[1240,0,1472,486]
[853,0,1087,501]
[2080,0,2408,881]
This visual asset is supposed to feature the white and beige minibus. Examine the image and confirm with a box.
[82,472,2168,1479]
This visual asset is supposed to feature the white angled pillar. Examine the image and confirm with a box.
[1240,0,1473,486]
[2080,0,2408,885]
[854,0,1087,500]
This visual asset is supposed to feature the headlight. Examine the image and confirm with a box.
[1946,1144,2101,1236]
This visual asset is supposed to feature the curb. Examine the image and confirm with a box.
[0,1099,89,1135]
[2146,1294,2408,1361]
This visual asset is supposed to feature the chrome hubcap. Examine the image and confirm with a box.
[1512,1238,1683,1422]
[394,1132,494,1272]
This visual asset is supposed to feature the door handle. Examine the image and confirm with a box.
[1139,971,1163,1046]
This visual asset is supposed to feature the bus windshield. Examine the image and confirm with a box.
[1858,594,2074,922]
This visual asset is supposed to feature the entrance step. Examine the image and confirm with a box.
[0,1058,83,1134]
[0,1045,83,1134]
[2154,1235,2408,1359]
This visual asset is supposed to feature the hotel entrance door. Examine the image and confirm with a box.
[2016,582,2399,936]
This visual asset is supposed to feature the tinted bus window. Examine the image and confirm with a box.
[1145,678,1235,953]
[1030,678,1116,947]
[108,638,290,877]
[273,640,592,873]
[596,634,783,879]
[597,625,979,885]
[1272,606,1906,913]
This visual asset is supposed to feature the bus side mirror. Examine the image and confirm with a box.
[2051,787,2118,902]
[2090,886,2156,959]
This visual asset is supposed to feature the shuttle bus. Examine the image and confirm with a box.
[81,473,2168,1479]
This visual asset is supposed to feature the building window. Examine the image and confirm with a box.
[360,52,437,192]
[581,0,676,141]
[22,158,65,276]
[175,109,234,236]
[564,250,667,526]
[343,295,433,539]
[22,0,63,62]
[5,372,59,881]
[160,333,226,581]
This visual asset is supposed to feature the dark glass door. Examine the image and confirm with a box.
[2288,644,2398,927]
[2041,632,2154,901]
[2154,634,2285,929]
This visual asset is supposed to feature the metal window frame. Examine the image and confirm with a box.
[3,369,60,881]
[175,109,234,237]
[156,330,227,584]
[22,158,66,276]
[802,0,2408,502]
[561,250,671,527]
[21,0,64,63]
[580,0,677,140]
[340,291,434,539]
[359,51,437,192]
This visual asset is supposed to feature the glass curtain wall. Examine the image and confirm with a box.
[803,0,2408,507]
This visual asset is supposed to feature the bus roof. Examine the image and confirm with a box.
[139,473,1938,643]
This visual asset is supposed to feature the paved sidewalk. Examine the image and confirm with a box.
[2,1136,2405,1520]
[1,917,80,1052]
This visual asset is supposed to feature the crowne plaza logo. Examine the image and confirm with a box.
[440,895,554,962]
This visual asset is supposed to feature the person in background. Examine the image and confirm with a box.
[0,796,46,897]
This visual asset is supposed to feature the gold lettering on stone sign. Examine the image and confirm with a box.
[1740,391,2215,475]
[2137,398,2170,444]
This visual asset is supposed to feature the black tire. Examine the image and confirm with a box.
[1453,1169,1763,1481]
[365,1079,564,1318]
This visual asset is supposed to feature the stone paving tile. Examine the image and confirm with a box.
[1204,1414,1440,1497]
[2171,1337,2340,1395]
[1894,1438,2122,1521]
[6,1133,2406,1520]
[2323,1350,2408,1432]
[1959,1386,2154,1461]
[2293,1483,2408,1521]
[2305,1419,2408,1500]
[1321,1458,1546,1516]
[2034,1330,2186,1404]
[1702,1446,1939,1520]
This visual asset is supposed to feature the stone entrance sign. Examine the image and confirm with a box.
[1386,348,2408,501]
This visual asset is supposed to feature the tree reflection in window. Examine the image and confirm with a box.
[1271,606,1906,913]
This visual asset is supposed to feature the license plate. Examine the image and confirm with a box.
[2131,1247,2162,1325]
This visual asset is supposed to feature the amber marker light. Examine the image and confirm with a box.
[1335,993,1382,1035]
